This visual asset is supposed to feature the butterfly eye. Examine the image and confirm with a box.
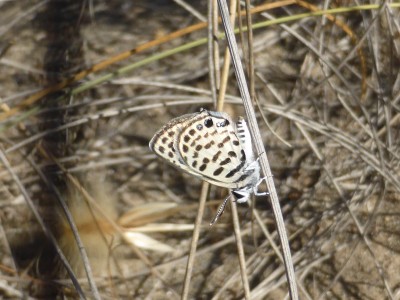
[204,118,213,128]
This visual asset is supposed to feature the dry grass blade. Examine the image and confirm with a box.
[230,200,251,299]
[208,1,253,298]
[181,182,209,300]
[217,0,298,299]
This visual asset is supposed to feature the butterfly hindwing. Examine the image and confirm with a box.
[175,111,247,188]
[149,112,202,178]
[150,109,260,191]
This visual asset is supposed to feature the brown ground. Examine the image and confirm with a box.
[1,1,400,299]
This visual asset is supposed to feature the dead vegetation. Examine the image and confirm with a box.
[1,1,400,299]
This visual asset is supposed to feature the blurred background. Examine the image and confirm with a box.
[0,1,399,299]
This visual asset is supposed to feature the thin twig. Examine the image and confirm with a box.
[244,0,255,100]
[216,0,237,112]
[231,201,251,299]
[181,182,209,299]
[173,0,206,22]
[208,0,218,106]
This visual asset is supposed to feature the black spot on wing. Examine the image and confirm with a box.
[212,151,221,162]
[189,129,196,136]
[220,157,231,166]
[204,118,213,128]
[228,151,237,158]
[217,135,231,148]
[225,159,246,178]
[213,167,224,176]
[240,149,246,161]
[183,135,190,143]
[237,169,255,182]
[158,146,165,153]
[195,145,202,151]
[216,119,230,128]
[199,164,207,171]
[204,141,215,149]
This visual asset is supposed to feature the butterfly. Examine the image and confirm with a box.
[149,109,265,224]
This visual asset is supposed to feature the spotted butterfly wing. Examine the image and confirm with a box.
[149,109,259,191]
[149,112,202,178]
[175,110,256,189]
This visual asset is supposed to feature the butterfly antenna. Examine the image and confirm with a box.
[209,194,232,226]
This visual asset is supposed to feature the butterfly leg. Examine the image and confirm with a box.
[255,190,268,196]
[254,176,269,196]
